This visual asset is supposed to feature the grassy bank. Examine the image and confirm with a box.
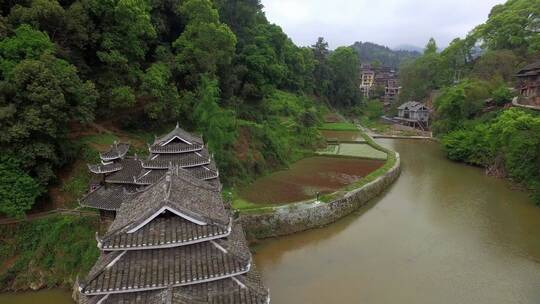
[319,122,358,131]
[0,215,99,291]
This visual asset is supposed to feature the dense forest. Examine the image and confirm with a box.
[351,41,420,69]
[399,0,540,203]
[0,0,366,218]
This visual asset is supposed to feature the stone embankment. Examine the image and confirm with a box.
[512,96,540,111]
[239,133,401,239]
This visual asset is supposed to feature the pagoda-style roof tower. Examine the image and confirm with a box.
[79,169,269,304]
[80,125,220,212]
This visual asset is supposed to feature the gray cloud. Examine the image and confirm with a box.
[260,0,504,49]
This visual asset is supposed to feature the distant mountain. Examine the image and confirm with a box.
[392,44,424,53]
[351,42,421,69]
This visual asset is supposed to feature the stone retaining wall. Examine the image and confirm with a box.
[239,153,401,239]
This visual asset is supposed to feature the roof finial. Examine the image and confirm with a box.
[176,121,179,129]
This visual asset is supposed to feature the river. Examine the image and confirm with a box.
[3,139,540,303]
[253,139,540,304]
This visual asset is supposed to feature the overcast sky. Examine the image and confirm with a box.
[260,0,505,50]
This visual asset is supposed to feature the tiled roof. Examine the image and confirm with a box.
[149,142,203,154]
[81,225,251,296]
[517,61,540,76]
[88,163,123,174]
[135,169,165,185]
[108,169,229,233]
[105,158,144,184]
[398,101,428,111]
[142,152,210,169]
[83,269,269,304]
[153,124,203,146]
[186,165,219,180]
[100,143,130,161]
[99,215,231,251]
[79,126,269,303]
[79,185,137,211]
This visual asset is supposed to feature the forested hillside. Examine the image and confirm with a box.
[399,0,540,203]
[351,41,420,68]
[0,0,364,217]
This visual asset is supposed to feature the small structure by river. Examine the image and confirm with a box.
[395,101,430,129]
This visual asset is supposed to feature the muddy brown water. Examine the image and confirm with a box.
[4,139,540,303]
[320,130,364,141]
[238,156,384,204]
[0,289,73,304]
[253,139,540,304]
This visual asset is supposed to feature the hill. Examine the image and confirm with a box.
[393,44,424,53]
[351,41,421,68]
[0,0,364,217]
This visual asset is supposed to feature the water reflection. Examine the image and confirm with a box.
[255,139,540,304]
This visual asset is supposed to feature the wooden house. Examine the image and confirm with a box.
[516,61,540,106]
[396,101,430,129]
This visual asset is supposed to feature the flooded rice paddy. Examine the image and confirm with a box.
[238,156,384,204]
[320,130,364,141]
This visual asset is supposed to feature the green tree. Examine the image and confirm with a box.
[110,86,135,109]
[193,77,237,174]
[475,0,540,55]
[174,0,237,86]
[311,37,333,98]
[8,0,66,40]
[0,156,42,218]
[0,24,54,75]
[90,0,156,106]
[424,37,438,54]
[328,46,361,107]
[432,79,490,135]
[0,26,96,185]
[142,62,181,120]
[492,85,513,105]
[472,49,521,82]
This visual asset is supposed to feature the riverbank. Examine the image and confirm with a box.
[0,215,99,293]
[237,124,401,239]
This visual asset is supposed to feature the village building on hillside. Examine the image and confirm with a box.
[516,61,540,107]
[80,124,220,220]
[77,126,270,304]
[384,78,401,104]
[359,64,375,98]
[359,64,400,103]
[395,101,430,129]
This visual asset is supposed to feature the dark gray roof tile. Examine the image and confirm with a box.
[81,239,250,295]
[150,142,203,154]
[106,158,144,184]
[153,125,203,146]
[80,185,137,211]
[88,162,123,174]
[100,143,130,161]
[100,215,231,251]
[143,152,210,169]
